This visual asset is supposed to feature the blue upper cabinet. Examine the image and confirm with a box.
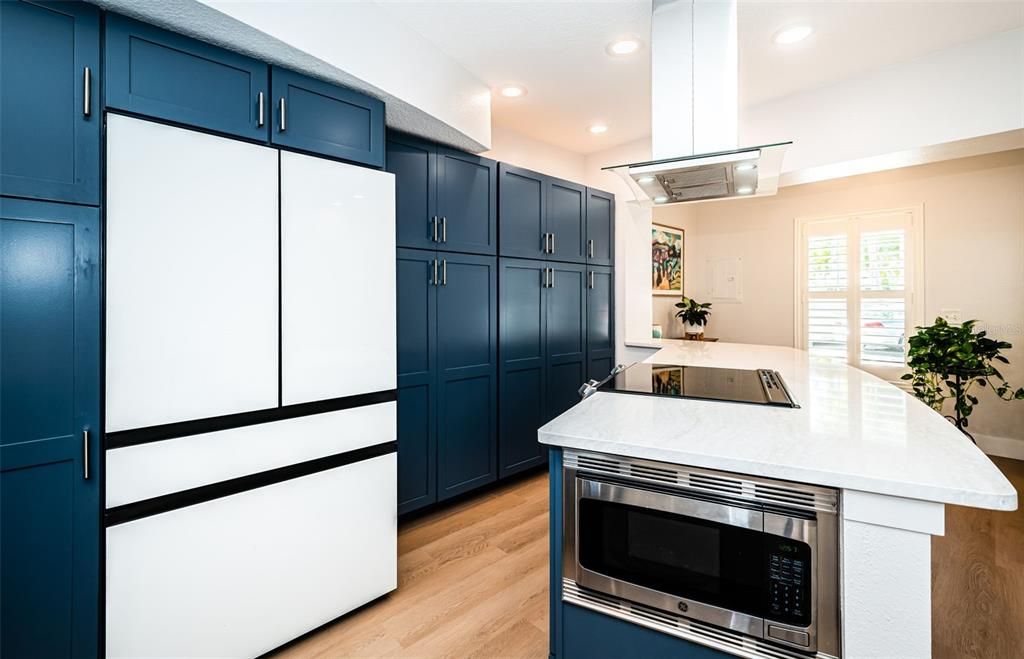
[499,163,592,263]
[1,198,101,659]
[388,134,496,254]
[105,14,269,142]
[0,1,100,205]
[499,164,547,260]
[272,67,385,168]
[586,188,615,266]
[437,149,497,255]
[547,179,587,264]
[388,135,437,251]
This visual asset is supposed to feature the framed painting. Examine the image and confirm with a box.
[652,224,683,295]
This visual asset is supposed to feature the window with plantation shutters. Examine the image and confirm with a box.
[796,208,923,382]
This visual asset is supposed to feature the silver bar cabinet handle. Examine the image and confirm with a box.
[257,92,265,126]
[550,232,555,253]
[432,259,438,286]
[279,97,286,131]
[432,216,438,242]
[588,239,594,258]
[441,259,447,286]
[589,270,595,289]
[82,429,89,480]
[441,217,447,243]
[83,67,91,117]
[550,267,555,288]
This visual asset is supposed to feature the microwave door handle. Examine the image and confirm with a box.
[578,478,764,532]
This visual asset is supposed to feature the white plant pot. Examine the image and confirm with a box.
[685,321,705,335]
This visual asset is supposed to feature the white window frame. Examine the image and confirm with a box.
[794,205,925,383]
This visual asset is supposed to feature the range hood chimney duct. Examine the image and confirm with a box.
[606,0,790,205]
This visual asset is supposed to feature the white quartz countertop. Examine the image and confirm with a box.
[539,340,1017,511]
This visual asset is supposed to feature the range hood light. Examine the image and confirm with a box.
[737,186,753,195]
[735,163,756,172]
[637,175,655,184]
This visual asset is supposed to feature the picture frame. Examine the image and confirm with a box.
[652,224,684,295]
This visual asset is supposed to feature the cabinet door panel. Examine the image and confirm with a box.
[547,179,586,263]
[499,259,548,477]
[105,14,268,141]
[586,189,615,266]
[1,198,100,658]
[587,266,615,380]
[106,116,279,431]
[281,151,396,405]
[436,254,497,497]
[499,164,546,259]
[388,137,437,250]
[396,249,437,513]
[546,263,587,422]
[0,0,100,204]
[437,150,497,255]
[272,68,385,167]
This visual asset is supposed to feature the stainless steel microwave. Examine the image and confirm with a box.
[563,450,840,656]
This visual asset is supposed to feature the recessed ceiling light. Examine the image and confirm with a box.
[499,84,527,98]
[589,124,609,134]
[737,186,754,195]
[654,195,669,204]
[735,163,756,172]
[607,38,642,56]
[773,25,813,45]
[637,176,655,184]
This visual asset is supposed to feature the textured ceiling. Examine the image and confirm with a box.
[380,0,1024,154]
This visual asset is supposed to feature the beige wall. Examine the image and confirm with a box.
[656,149,1024,445]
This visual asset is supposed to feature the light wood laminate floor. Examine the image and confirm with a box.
[274,458,1024,658]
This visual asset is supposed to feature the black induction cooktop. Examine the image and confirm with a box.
[582,362,799,408]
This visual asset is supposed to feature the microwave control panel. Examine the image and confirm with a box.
[766,538,811,627]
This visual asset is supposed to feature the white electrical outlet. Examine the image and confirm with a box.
[940,308,962,324]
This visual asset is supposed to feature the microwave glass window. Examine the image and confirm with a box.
[579,498,766,616]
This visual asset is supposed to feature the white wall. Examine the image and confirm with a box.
[482,126,586,184]
[742,28,1024,178]
[657,150,1024,447]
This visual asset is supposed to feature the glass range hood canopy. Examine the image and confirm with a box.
[603,141,792,206]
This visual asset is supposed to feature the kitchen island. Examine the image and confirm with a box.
[540,340,1017,659]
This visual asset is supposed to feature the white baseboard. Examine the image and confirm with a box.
[975,433,1024,461]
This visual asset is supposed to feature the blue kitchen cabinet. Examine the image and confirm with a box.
[498,164,589,263]
[396,249,498,510]
[499,259,589,477]
[0,0,100,205]
[436,253,498,498]
[389,136,438,251]
[586,188,615,266]
[499,259,548,476]
[396,249,438,513]
[105,14,269,142]
[388,133,497,255]
[547,179,587,263]
[1,198,101,658]
[545,262,587,421]
[437,150,497,255]
[498,164,547,259]
[587,266,615,380]
[272,67,385,167]
[560,604,731,659]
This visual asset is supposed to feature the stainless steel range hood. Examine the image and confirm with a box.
[603,141,791,206]
[613,0,791,206]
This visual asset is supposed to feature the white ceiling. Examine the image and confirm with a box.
[378,0,1024,155]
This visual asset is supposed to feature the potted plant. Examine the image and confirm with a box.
[674,297,712,336]
[901,317,1024,441]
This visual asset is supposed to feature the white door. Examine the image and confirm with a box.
[105,115,279,431]
[280,151,396,405]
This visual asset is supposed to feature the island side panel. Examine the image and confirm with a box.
[549,447,563,659]
[841,491,944,658]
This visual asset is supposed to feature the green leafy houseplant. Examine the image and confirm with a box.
[675,297,712,331]
[901,317,1024,439]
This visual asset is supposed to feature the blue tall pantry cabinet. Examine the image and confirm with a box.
[1,2,102,656]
